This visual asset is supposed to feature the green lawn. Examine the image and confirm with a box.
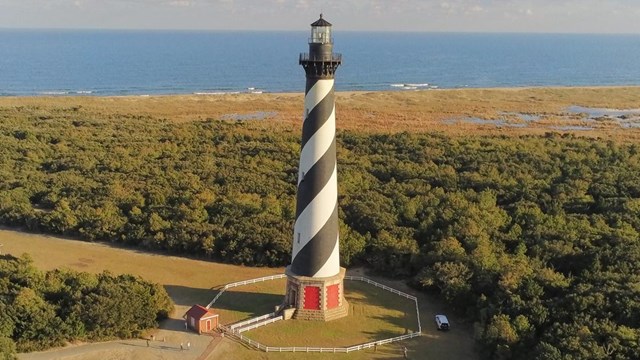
[213,279,288,325]
[214,280,416,348]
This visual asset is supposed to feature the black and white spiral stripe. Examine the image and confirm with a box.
[290,78,340,278]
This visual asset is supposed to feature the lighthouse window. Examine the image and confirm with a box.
[311,26,331,44]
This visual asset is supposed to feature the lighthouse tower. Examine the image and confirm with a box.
[284,15,348,321]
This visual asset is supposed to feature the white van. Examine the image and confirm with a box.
[435,315,450,331]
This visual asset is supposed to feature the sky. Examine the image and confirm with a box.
[1,0,639,34]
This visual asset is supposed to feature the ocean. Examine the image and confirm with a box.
[0,30,639,96]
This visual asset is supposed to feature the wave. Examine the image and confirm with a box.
[194,91,241,95]
[390,83,433,90]
[194,87,265,95]
[38,90,94,95]
[39,91,70,95]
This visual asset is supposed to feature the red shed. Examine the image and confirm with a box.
[184,305,219,334]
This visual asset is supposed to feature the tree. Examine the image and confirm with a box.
[0,256,173,352]
[11,288,61,351]
[45,199,78,234]
[0,336,17,360]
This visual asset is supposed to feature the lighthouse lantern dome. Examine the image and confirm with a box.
[310,14,332,44]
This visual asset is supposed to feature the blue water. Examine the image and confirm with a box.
[1,30,639,95]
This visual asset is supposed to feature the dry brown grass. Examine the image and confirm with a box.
[0,228,283,323]
[2,86,639,141]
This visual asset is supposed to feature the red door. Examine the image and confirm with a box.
[327,284,340,309]
[303,286,321,310]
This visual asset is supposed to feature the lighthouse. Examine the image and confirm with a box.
[283,14,348,321]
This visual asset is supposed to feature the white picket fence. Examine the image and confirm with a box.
[220,328,420,353]
[263,332,421,353]
[237,315,283,333]
[229,313,275,331]
[344,275,423,334]
[220,324,269,351]
[344,276,417,300]
[213,274,423,353]
[206,273,287,308]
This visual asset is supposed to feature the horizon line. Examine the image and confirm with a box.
[0,27,639,36]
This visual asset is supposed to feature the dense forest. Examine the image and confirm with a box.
[1,105,639,359]
[0,254,173,357]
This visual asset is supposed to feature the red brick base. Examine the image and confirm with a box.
[284,267,349,321]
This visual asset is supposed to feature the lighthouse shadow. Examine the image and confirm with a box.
[162,285,219,307]
[211,289,284,319]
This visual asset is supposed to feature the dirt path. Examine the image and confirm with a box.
[196,336,223,360]
[19,334,219,360]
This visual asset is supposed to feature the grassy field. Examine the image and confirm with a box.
[209,269,476,360]
[244,281,417,347]
[0,227,282,325]
[1,228,477,359]
[211,278,418,348]
[214,279,288,325]
[1,86,639,140]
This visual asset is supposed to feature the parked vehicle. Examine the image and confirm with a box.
[435,315,450,330]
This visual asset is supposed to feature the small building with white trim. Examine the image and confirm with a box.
[184,304,218,334]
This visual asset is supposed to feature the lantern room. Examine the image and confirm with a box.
[310,14,333,44]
